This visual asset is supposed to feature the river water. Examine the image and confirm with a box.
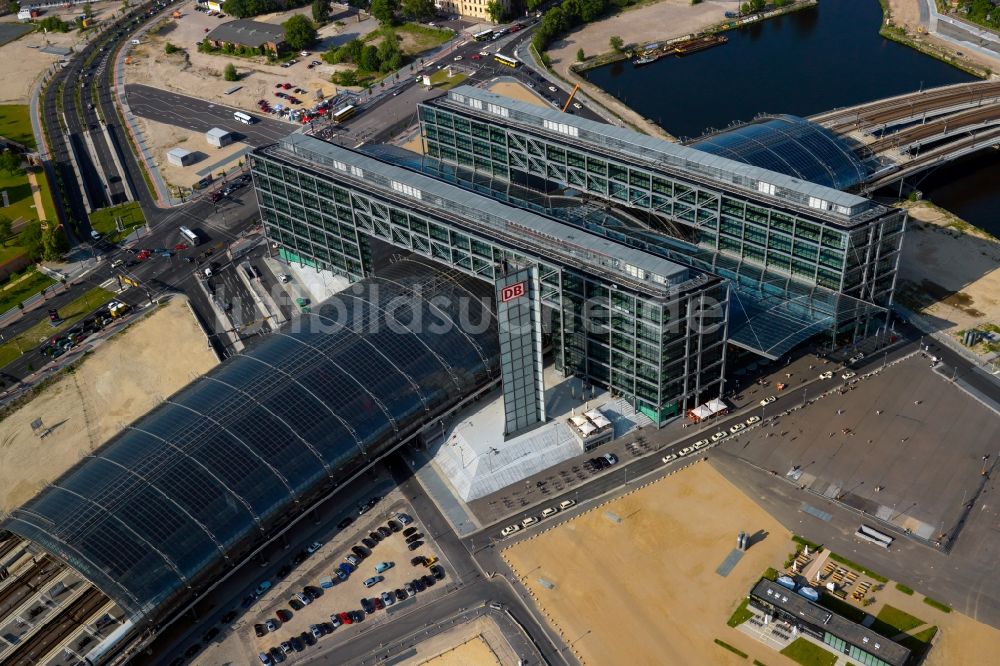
[583,0,999,233]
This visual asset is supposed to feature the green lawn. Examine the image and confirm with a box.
[779,638,837,666]
[0,170,40,225]
[0,104,36,150]
[873,605,924,636]
[33,169,58,223]
[394,23,454,55]
[0,286,113,368]
[429,70,468,90]
[0,243,26,265]
[89,202,145,242]
[0,268,54,313]
[727,597,754,627]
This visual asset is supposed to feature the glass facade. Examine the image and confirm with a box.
[1,257,500,625]
[251,138,727,425]
[419,89,906,358]
[497,267,545,436]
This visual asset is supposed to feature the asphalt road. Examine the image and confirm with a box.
[125,84,296,146]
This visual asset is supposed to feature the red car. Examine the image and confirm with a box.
[282,82,292,89]
[471,54,481,60]
[339,611,352,625]
[137,249,151,261]
[173,243,188,251]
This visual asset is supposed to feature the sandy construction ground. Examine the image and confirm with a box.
[415,635,500,666]
[897,202,1000,336]
[487,80,548,109]
[925,606,1000,666]
[136,115,251,188]
[885,0,1000,73]
[0,298,218,512]
[0,26,81,105]
[125,4,379,116]
[503,460,793,665]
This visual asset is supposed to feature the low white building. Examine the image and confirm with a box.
[206,127,233,148]
[167,147,196,167]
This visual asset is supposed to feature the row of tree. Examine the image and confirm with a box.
[369,0,436,25]
[532,0,629,53]
[960,0,1000,29]
[324,30,403,74]
[221,0,312,19]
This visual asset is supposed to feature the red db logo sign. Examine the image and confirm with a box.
[501,282,526,303]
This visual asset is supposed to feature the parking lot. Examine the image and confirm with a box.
[248,504,453,662]
[734,353,1000,544]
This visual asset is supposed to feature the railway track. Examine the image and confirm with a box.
[813,81,1000,131]
[865,103,1000,154]
[4,586,108,666]
[0,555,59,620]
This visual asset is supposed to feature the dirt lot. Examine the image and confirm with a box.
[487,80,548,109]
[0,23,81,105]
[136,115,251,188]
[248,516,451,655]
[0,297,218,512]
[125,3,378,117]
[502,460,794,665]
[414,631,501,666]
[885,0,1000,74]
[897,201,1000,338]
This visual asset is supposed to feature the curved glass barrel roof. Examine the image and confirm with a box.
[2,256,499,623]
[690,115,872,191]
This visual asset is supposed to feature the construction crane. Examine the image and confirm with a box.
[562,84,581,112]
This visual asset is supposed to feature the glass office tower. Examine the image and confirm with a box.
[251,135,728,425]
[419,87,905,359]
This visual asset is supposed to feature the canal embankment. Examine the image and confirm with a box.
[880,0,993,78]
[532,0,817,139]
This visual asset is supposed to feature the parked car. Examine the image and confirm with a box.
[255,581,272,596]
[729,422,746,434]
[759,395,776,406]
[410,555,425,566]
[421,574,436,587]
[407,540,423,551]
[558,500,576,510]
[265,619,278,632]
[377,526,392,538]
[662,453,678,463]
[255,623,267,637]
[337,517,354,529]
[500,524,520,537]
[351,545,368,559]
[276,609,293,622]
[339,611,353,625]
[430,564,445,580]
[294,591,312,606]
[329,613,342,628]
[375,561,394,573]
[306,541,322,554]
[363,575,383,588]
[395,512,413,525]
[309,624,323,639]
[387,520,402,532]
[395,587,408,600]
[360,597,375,614]
[289,597,304,611]
[403,527,418,537]
[405,532,423,543]
[404,582,415,595]
[381,590,395,606]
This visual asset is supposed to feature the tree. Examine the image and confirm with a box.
[283,14,318,51]
[0,216,12,243]
[0,150,22,176]
[312,0,330,24]
[749,0,765,11]
[82,2,93,18]
[376,31,402,72]
[41,222,67,261]
[19,221,43,261]
[360,44,380,72]
[223,62,239,81]
[164,42,179,54]
[486,0,504,23]
[370,0,398,25]
[527,0,543,11]
[609,35,623,52]
[401,0,435,21]
[740,2,750,13]
[576,47,585,61]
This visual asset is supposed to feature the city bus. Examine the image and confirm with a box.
[233,110,255,124]
[332,105,356,123]
[494,54,518,68]
[179,225,201,246]
[473,29,494,42]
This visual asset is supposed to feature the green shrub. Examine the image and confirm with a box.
[714,639,748,659]
[164,42,179,54]
[923,597,952,613]
[895,583,914,595]
[223,63,239,81]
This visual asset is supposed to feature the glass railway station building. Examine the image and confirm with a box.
[0,85,907,661]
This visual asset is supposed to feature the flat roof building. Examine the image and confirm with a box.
[204,19,286,53]
[206,127,233,148]
[749,578,911,666]
[166,147,196,167]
